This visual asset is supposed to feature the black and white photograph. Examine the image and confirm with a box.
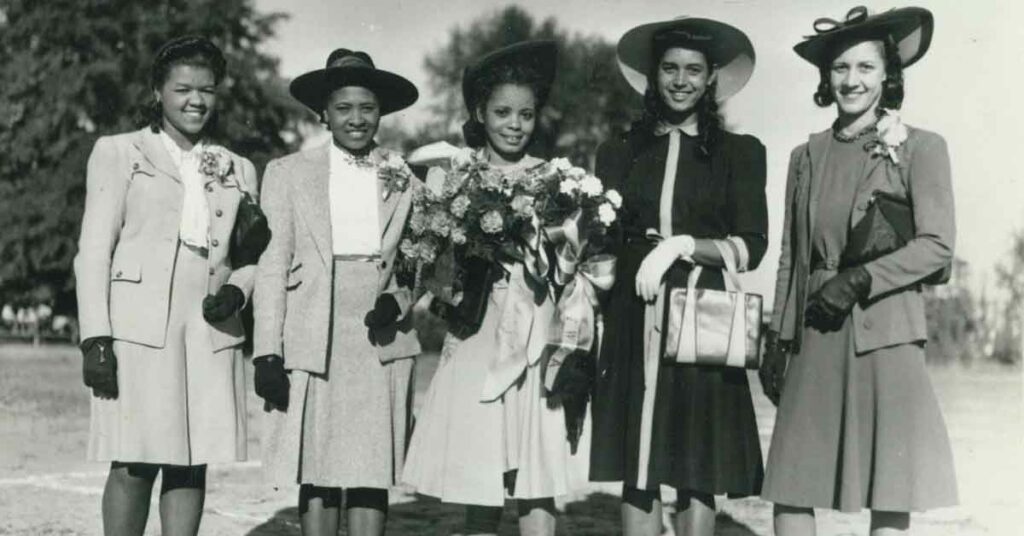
[0,0,1021,534]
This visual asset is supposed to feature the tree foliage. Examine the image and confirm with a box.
[992,230,1024,364]
[0,0,296,312]
[420,5,639,165]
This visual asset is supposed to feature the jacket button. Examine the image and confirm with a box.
[211,239,220,247]
[206,185,214,192]
[132,162,139,170]
[208,268,215,275]
[115,270,123,277]
[863,319,873,329]
[380,261,387,269]
[215,209,223,217]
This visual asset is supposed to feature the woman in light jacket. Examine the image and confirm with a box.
[75,36,257,536]
[760,6,958,535]
[252,49,420,536]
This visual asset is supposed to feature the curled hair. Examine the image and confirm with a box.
[462,60,550,149]
[813,34,904,114]
[637,45,722,159]
[142,35,227,133]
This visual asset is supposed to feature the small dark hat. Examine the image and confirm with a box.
[616,17,755,101]
[794,6,934,68]
[461,40,558,111]
[289,49,418,115]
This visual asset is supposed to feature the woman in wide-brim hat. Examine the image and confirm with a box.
[252,48,420,536]
[760,6,957,535]
[401,40,576,536]
[590,16,768,536]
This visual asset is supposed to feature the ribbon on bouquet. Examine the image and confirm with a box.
[541,209,616,392]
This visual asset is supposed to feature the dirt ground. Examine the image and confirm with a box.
[1,343,1021,535]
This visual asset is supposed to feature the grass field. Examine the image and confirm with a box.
[0,343,1021,535]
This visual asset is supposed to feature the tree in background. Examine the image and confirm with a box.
[924,257,983,365]
[419,5,639,166]
[0,0,297,315]
[991,230,1024,364]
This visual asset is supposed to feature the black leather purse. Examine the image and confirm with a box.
[229,191,271,268]
[841,190,950,285]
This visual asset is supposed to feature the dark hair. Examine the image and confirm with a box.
[813,34,904,114]
[638,44,722,158]
[143,35,227,133]
[461,60,550,149]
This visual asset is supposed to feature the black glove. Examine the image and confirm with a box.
[758,331,791,406]
[80,336,118,399]
[253,354,289,408]
[805,266,872,330]
[203,284,245,323]
[363,294,401,329]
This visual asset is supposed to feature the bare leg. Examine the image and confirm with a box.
[102,462,159,536]
[346,487,388,536]
[158,465,206,536]
[464,504,503,536]
[621,485,663,536]
[674,490,715,536]
[299,485,341,536]
[517,498,556,536]
[870,510,910,536]
[773,503,816,536]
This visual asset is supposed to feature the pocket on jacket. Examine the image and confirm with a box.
[285,262,303,291]
[111,260,142,283]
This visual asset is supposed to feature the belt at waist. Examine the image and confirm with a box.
[333,253,380,262]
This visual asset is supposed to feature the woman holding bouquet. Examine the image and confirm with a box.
[74,36,258,536]
[760,7,957,535]
[252,49,420,536]
[401,41,572,536]
[589,18,768,536]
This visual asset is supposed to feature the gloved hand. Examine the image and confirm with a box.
[80,336,118,399]
[805,266,872,330]
[758,331,791,406]
[253,354,289,408]
[635,235,695,302]
[363,294,401,329]
[202,284,245,323]
[429,296,483,339]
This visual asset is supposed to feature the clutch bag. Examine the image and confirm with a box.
[663,240,763,369]
[229,191,271,268]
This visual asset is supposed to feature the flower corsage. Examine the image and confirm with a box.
[198,145,235,183]
[378,152,415,200]
[872,108,908,164]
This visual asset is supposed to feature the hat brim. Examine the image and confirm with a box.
[616,17,755,101]
[461,40,558,111]
[794,7,933,68]
[289,66,418,116]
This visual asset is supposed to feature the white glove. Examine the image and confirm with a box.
[635,235,696,302]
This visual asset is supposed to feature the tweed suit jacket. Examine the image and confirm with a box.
[770,125,955,353]
[74,127,259,351]
[253,143,420,373]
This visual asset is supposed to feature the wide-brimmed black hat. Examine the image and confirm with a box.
[616,17,755,101]
[461,40,558,111]
[794,6,933,68]
[289,49,418,115]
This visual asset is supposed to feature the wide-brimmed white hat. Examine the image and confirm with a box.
[616,16,755,101]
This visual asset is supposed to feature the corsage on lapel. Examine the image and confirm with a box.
[378,152,414,201]
[869,109,908,164]
[199,145,235,184]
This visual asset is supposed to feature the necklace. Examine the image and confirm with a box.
[831,120,877,143]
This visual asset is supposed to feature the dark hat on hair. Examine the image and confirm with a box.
[289,49,418,115]
[794,6,933,68]
[461,40,558,111]
[151,35,226,86]
[616,17,755,101]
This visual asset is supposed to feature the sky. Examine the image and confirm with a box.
[253,0,1024,300]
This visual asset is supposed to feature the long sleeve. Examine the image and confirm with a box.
[863,131,955,298]
[727,135,768,271]
[74,137,128,340]
[769,145,804,335]
[226,157,260,303]
[252,159,293,359]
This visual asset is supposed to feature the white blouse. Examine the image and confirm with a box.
[328,143,381,255]
[160,131,209,249]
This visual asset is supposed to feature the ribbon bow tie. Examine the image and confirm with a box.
[653,122,691,137]
[812,5,869,35]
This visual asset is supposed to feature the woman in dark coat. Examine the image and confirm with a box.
[590,17,767,536]
[760,6,958,535]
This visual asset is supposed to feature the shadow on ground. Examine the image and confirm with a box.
[245,492,759,535]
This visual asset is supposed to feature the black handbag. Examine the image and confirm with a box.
[841,190,950,285]
[229,191,271,268]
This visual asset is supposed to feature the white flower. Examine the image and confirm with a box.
[566,166,586,180]
[451,226,467,244]
[597,202,617,226]
[451,148,476,170]
[876,108,908,164]
[550,157,572,172]
[579,175,604,197]
[384,152,407,169]
[604,189,622,209]
[559,179,579,195]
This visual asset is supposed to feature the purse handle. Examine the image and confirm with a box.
[684,240,744,293]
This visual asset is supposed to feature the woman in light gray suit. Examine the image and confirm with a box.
[252,49,420,536]
[74,36,258,536]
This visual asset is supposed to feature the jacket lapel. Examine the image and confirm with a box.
[133,128,182,184]
[295,144,333,267]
